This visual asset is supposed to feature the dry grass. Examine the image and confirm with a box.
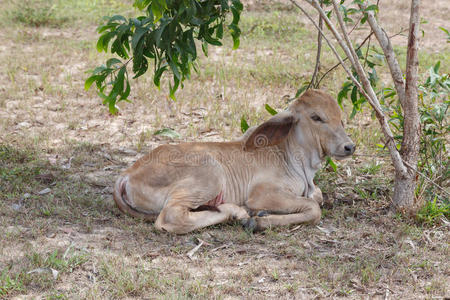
[0,0,449,299]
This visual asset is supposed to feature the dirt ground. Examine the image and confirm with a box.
[0,0,449,299]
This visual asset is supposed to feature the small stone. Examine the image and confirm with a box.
[12,203,22,211]
[17,121,31,128]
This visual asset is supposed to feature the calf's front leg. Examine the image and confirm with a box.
[244,183,321,231]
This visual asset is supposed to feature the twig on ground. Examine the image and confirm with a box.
[187,239,204,260]
[211,242,232,252]
[288,225,302,232]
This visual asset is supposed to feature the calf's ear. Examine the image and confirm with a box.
[243,111,296,151]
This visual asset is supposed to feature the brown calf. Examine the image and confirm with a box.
[113,90,355,234]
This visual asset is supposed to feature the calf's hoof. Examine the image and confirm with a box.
[241,217,259,233]
[256,210,269,217]
[248,210,269,217]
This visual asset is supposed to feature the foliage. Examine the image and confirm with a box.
[86,0,243,114]
[439,27,450,43]
[383,61,449,206]
[337,45,382,119]
[240,117,249,133]
[416,62,449,203]
[154,128,180,139]
[416,197,450,225]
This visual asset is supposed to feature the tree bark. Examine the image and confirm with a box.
[393,0,421,212]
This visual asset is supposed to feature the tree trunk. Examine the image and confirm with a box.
[296,0,423,214]
[392,0,421,212]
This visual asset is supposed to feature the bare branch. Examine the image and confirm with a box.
[317,32,373,87]
[304,0,408,176]
[289,0,361,90]
[363,33,372,69]
[360,3,407,106]
[309,1,323,89]
[305,0,357,67]
[331,0,360,67]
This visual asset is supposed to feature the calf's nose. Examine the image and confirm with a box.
[344,143,356,155]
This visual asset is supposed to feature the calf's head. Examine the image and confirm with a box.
[243,89,355,160]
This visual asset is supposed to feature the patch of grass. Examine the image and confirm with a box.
[0,248,88,297]
[416,197,450,226]
[0,145,44,197]
[27,249,88,273]
[0,271,24,297]
[95,256,216,298]
[358,162,382,175]
[7,0,69,27]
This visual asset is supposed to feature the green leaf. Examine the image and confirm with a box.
[169,75,180,100]
[325,156,337,172]
[337,81,352,109]
[134,0,151,11]
[351,85,358,104]
[153,65,167,89]
[265,104,278,115]
[201,40,209,56]
[216,22,223,39]
[231,0,243,11]
[133,56,148,78]
[433,61,441,73]
[295,84,309,98]
[84,75,99,91]
[108,15,127,23]
[168,57,181,80]
[361,14,368,24]
[231,7,240,24]
[131,26,148,51]
[151,0,165,22]
[228,23,241,49]
[106,58,122,68]
[365,4,379,13]
[240,117,249,133]
[154,128,181,139]
[120,80,131,100]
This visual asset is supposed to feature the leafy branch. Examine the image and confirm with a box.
[85,0,243,114]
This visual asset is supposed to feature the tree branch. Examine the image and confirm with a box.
[359,3,407,107]
[316,32,373,87]
[301,0,408,176]
[289,0,360,90]
[309,1,323,89]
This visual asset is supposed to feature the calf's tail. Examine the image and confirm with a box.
[113,176,157,221]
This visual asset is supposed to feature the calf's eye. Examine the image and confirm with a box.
[311,114,324,123]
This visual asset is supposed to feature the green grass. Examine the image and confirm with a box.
[3,0,132,27]
[0,247,88,298]
[416,197,450,225]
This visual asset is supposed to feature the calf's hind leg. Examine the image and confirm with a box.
[155,185,249,234]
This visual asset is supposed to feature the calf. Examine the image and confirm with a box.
[113,90,355,234]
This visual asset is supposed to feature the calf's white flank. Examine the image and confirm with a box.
[114,90,355,234]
